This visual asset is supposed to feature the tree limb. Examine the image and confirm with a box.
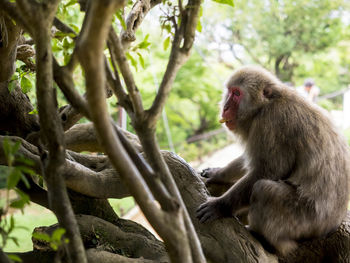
[121,0,162,49]
[108,28,144,116]
[13,1,88,262]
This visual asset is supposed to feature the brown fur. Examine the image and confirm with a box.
[197,66,350,255]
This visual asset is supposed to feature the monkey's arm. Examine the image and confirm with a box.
[201,155,246,184]
[196,174,256,222]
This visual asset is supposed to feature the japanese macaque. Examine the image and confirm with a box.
[196,66,350,255]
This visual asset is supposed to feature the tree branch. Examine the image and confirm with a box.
[14,1,88,262]
[106,40,133,113]
[77,1,199,262]
[147,0,201,126]
[108,28,144,116]
[120,0,162,48]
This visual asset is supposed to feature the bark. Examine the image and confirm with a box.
[33,215,168,262]
[64,122,142,153]
[2,134,350,262]
[0,14,39,137]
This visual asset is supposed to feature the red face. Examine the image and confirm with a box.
[221,87,243,130]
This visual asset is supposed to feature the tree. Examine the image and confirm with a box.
[0,0,349,263]
[201,0,346,82]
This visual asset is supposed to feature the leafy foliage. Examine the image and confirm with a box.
[0,138,36,252]
[32,228,69,251]
[202,0,348,84]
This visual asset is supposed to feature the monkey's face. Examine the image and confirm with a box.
[221,67,280,131]
[221,87,244,130]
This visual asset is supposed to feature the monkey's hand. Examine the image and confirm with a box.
[200,168,222,183]
[201,168,220,178]
[196,197,232,223]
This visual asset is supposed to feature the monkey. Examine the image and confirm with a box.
[196,66,350,256]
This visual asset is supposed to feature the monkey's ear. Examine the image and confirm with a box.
[263,87,275,99]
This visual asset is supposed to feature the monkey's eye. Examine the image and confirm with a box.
[233,90,240,96]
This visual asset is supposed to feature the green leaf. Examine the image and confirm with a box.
[64,53,71,65]
[8,80,17,93]
[7,168,21,189]
[50,243,58,251]
[55,31,76,39]
[137,52,145,69]
[17,156,35,166]
[12,140,21,155]
[3,138,11,162]
[69,23,80,33]
[17,166,36,176]
[52,40,63,52]
[28,109,38,115]
[8,254,22,262]
[52,228,66,242]
[20,76,33,94]
[163,36,171,51]
[32,232,51,242]
[20,173,30,188]
[10,197,29,209]
[64,0,77,7]
[162,24,172,34]
[126,53,138,71]
[115,11,126,30]
[211,0,234,7]
[197,19,202,33]
[62,37,70,49]
[0,166,9,189]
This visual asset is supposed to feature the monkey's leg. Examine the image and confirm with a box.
[249,179,313,256]
[196,175,255,223]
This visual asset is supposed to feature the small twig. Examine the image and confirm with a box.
[104,51,133,113]
[53,17,77,35]
[53,57,90,119]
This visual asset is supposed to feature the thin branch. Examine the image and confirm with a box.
[181,0,201,52]
[106,41,133,113]
[108,28,144,116]
[121,0,162,48]
[104,56,133,113]
[147,0,201,125]
[53,57,90,118]
[146,31,184,126]
[53,17,77,35]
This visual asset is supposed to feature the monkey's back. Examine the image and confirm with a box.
[247,87,349,234]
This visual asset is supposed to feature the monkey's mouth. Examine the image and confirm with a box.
[220,118,235,129]
[219,118,233,124]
